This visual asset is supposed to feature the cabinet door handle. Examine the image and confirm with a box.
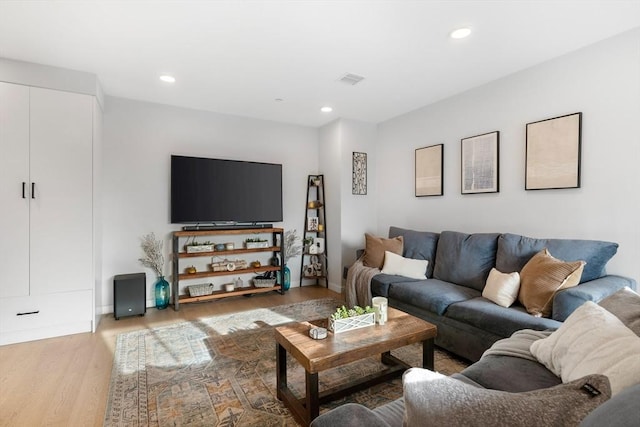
[31,182,35,199]
[22,182,26,198]
[17,311,40,316]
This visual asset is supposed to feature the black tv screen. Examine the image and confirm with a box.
[171,155,283,224]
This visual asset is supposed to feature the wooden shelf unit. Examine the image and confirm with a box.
[172,227,285,310]
[301,175,328,287]
[178,285,282,304]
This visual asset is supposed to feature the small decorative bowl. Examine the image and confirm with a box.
[225,242,235,250]
[215,243,226,251]
[224,283,235,292]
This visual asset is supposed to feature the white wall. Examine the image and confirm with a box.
[101,96,318,313]
[375,29,640,281]
[317,120,340,292]
[318,119,378,293]
[337,120,378,278]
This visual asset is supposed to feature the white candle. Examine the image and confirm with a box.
[372,296,388,325]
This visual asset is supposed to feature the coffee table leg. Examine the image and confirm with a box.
[276,343,287,400]
[423,337,434,370]
[306,371,320,423]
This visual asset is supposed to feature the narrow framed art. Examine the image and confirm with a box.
[352,152,367,195]
[526,112,582,190]
[415,144,443,197]
[461,131,499,194]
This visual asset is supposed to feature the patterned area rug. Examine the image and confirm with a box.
[105,298,468,426]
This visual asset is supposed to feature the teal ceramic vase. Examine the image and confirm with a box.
[283,265,291,291]
[155,276,170,309]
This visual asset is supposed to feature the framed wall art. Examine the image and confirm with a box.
[415,144,443,197]
[352,152,367,195]
[526,112,582,190]
[461,131,499,194]
[307,216,319,231]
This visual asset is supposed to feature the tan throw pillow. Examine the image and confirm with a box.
[518,248,585,317]
[363,233,403,269]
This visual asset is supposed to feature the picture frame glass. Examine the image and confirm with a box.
[461,131,499,194]
[415,144,443,197]
[352,152,367,195]
[526,113,581,190]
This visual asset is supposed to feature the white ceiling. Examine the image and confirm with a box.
[1,1,639,127]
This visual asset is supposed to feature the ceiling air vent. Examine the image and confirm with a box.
[338,73,365,85]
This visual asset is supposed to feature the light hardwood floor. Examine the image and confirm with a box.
[0,286,339,427]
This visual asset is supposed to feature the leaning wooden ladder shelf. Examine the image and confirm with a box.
[172,228,285,310]
[300,174,328,287]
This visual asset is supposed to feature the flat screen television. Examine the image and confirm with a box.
[171,155,283,224]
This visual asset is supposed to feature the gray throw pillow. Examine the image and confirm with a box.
[403,368,610,427]
[599,287,640,336]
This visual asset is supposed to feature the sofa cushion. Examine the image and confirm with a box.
[579,384,640,427]
[372,398,405,427]
[445,297,561,338]
[482,268,521,307]
[598,286,640,336]
[388,227,439,278]
[381,251,428,280]
[371,274,421,298]
[363,233,403,269]
[518,249,585,317]
[309,403,392,427]
[496,233,618,283]
[388,279,480,316]
[433,231,500,291]
[460,355,562,392]
[403,368,610,427]
[530,301,640,396]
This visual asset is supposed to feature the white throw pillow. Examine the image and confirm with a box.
[381,251,428,280]
[530,301,640,396]
[482,268,521,307]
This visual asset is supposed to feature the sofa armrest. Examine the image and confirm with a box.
[310,403,392,427]
[552,275,638,322]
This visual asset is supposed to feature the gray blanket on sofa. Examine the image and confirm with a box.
[481,329,553,362]
[345,258,380,307]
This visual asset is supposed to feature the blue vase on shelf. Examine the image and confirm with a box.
[155,276,170,309]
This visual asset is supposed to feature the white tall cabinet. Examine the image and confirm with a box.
[0,80,99,345]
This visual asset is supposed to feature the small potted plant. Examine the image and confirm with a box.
[244,238,270,249]
[329,305,375,333]
[303,236,314,253]
[185,240,214,253]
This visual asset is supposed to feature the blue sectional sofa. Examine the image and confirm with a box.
[370,227,637,362]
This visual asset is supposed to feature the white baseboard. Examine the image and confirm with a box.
[0,321,92,346]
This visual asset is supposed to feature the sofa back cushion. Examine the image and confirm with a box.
[496,233,618,283]
[388,227,439,278]
[433,231,500,291]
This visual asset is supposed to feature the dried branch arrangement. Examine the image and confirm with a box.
[138,232,165,277]
[283,229,301,265]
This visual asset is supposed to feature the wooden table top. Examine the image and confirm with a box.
[274,307,437,373]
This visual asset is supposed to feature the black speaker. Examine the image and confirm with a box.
[114,273,146,320]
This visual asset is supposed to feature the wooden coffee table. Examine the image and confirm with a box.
[274,307,437,426]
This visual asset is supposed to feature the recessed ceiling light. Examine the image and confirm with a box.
[450,27,471,39]
[320,106,333,113]
[159,75,176,83]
